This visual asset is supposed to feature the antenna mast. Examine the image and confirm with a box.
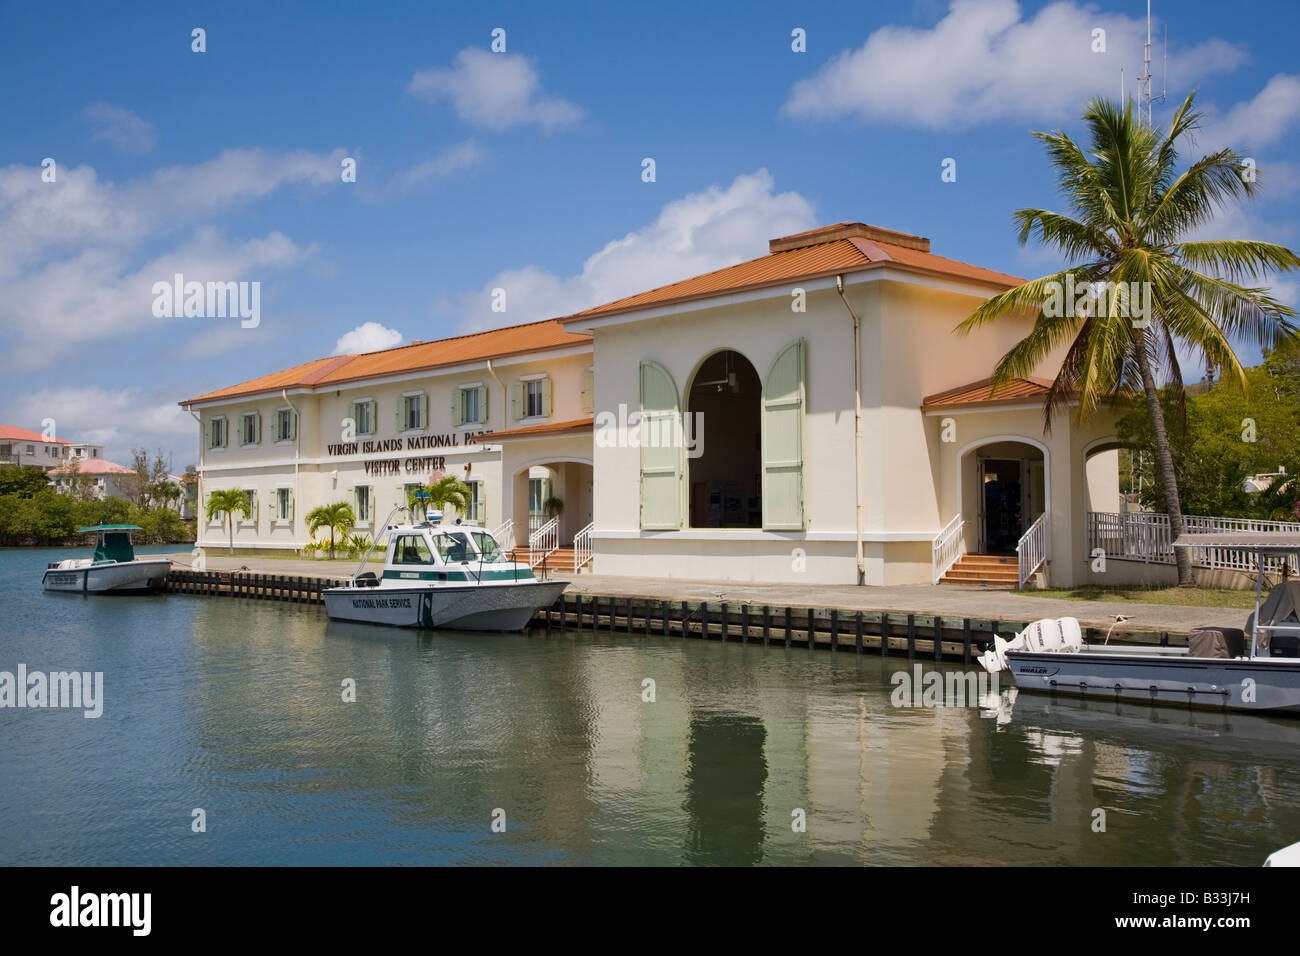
[1142,1,1167,125]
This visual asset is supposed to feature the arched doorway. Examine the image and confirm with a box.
[687,349,762,528]
[959,438,1048,554]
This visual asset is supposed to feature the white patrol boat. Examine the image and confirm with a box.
[42,524,172,593]
[321,508,568,631]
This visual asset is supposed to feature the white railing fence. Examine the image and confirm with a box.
[528,514,547,534]
[491,518,513,550]
[931,513,966,584]
[528,515,559,569]
[574,521,595,572]
[1087,511,1300,574]
[1016,512,1049,587]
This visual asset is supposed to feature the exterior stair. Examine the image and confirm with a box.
[940,553,1020,588]
[506,547,583,574]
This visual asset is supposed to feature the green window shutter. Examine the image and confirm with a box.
[541,377,552,417]
[255,413,262,444]
[581,368,594,414]
[367,400,377,433]
[762,339,806,530]
[639,360,682,530]
[396,398,404,433]
[206,420,213,449]
[288,489,295,521]
[478,385,488,423]
[419,394,428,429]
[349,402,359,434]
[290,410,298,441]
[451,390,463,427]
[511,382,524,421]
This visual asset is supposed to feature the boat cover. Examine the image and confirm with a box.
[1247,580,1300,656]
[1188,626,1245,659]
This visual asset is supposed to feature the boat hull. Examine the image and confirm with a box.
[42,559,171,594]
[1006,648,1300,714]
[321,580,568,632]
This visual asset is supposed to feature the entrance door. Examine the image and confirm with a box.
[980,458,1024,554]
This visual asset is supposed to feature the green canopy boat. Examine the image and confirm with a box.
[42,525,172,594]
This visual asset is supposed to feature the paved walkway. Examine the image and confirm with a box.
[164,554,1244,635]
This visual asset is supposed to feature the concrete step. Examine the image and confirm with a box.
[940,553,1020,588]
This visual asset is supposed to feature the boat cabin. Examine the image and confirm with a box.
[81,524,143,565]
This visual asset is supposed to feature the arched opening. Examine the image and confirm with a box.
[959,439,1047,554]
[687,350,762,528]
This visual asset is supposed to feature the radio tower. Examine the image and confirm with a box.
[1140,1,1167,125]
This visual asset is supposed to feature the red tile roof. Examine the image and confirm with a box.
[479,418,594,441]
[181,319,591,405]
[0,425,72,444]
[563,222,1025,323]
[921,376,1056,410]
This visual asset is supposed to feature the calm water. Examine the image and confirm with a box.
[1,545,1298,866]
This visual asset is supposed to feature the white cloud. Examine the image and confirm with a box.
[456,169,816,330]
[1195,74,1300,154]
[8,385,197,467]
[385,139,487,194]
[333,322,404,355]
[82,103,158,154]
[0,149,342,361]
[408,48,583,132]
[783,0,1246,129]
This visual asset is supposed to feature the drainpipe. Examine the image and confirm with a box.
[836,275,866,586]
[485,359,510,540]
[282,388,301,546]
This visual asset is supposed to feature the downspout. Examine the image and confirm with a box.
[282,388,301,547]
[835,275,866,586]
[485,359,510,540]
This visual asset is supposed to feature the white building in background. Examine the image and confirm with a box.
[50,457,136,498]
[0,425,104,472]
[182,221,1125,586]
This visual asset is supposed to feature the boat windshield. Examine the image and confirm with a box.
[433,532,474,563]
[392,533,435,565]
[469,530,506,563]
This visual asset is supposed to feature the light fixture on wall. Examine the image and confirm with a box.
[692,352,740,394]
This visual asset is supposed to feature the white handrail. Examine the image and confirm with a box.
[574,521,595,572]
[490,518,513,550]
[1087,510,1300,574]
[1016,512,1049,587]
[931,512,966,583]
[528,515,559,568]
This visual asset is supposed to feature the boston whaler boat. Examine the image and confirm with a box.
[321,507,568,631]
[978,532,1300,715]
[42,524,171,593]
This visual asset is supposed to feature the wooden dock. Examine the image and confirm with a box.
[163,568,1189,661]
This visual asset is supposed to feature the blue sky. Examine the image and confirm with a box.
[2,0,1298,468]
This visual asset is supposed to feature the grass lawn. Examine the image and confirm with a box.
[1013,585,1258,609]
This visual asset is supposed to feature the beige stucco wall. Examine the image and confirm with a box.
[192,347,591,550]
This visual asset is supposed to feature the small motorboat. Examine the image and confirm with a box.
[978,531,1300,715]
[42,524,172,593]
[321,508,567,632]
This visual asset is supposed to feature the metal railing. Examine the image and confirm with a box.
[528,515,559,568]
[574,521,594,573]
[1016,512,1049,587]
[1087,510,1300,574]
[931,513,966,583]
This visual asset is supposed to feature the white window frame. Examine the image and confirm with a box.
[353,484,373,526]
[274,486,293,524]
[459,382,484,427]
[241,412,259,447]
[524,380,545,420]
[467,480,485,523]
[274,407,295,445]
[353,397,375,437]
[209,417,227,451]
[401,391,426,432]
[241,488,258,526]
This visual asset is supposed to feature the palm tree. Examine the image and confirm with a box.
[306,501,356,559]
[958,93,1300,585]
[205,488,250,555]
[408,475,473,520]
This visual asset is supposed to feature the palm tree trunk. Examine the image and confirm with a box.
[227,516,233,555]
[1134,335,1192,585]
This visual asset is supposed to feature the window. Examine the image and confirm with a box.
[526,380,544,418]
[403,482,424,511]
[470,530,505,563]
[353,399,375,436]
[208,418,226,450]
[393,534,434,565]
[462,386,480,424]
[25,444,34,455]
[354,485,372,523]
[275,488,293,522]
[434,532,473,563]
[467,481,484,523]
[243,489,257,524]
[275,408,296,443]
[401,393,426,431]
[241,413,260,446]
[92,449,99,457]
